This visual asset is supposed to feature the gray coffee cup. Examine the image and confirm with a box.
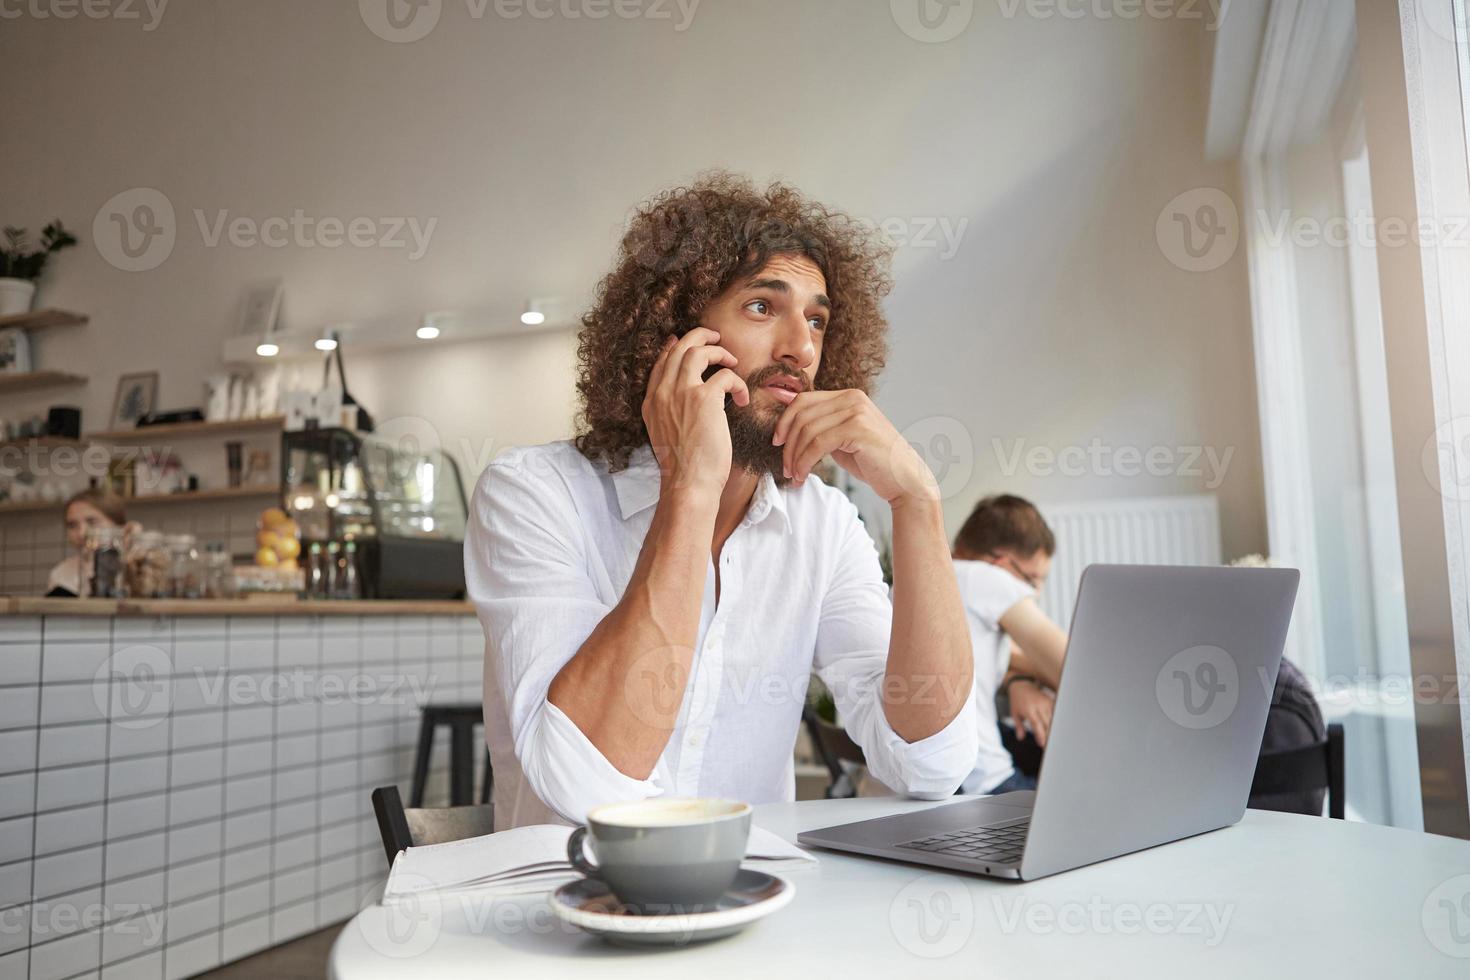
[566,798,753,913]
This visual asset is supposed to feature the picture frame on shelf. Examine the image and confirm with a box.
[235,280,283,339]
[0,327,31,374]
[109,371,159,431]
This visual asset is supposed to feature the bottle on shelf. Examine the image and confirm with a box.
[341,540,361,600]
[325,541,342,599]
[307,541,326,599]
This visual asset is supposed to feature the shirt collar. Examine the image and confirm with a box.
[611,444,791,532]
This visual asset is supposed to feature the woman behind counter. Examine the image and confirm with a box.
[46,488,138,597]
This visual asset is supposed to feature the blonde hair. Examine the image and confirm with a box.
[64,487,127,527]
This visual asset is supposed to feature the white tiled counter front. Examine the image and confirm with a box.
[0,608,484,980]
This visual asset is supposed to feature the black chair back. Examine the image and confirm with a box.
[1250,723,1346,819]
[372,784,497,865]
[802,706,866,798]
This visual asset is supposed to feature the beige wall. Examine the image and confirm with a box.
[0,0,1264,559]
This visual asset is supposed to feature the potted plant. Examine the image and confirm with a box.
[0,222,78,315]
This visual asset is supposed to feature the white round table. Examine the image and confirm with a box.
[331,797,1470,978]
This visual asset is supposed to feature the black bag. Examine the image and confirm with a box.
[1250,658,1328,815]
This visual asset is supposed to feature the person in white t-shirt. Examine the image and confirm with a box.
[951,494,1070,795]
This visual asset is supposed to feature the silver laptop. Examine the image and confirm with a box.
[798,564,1300,881]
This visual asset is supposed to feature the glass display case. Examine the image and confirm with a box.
[281,427,468,599]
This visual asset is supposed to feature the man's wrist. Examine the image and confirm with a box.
[887,490,944,519]
[1002,675,1041,697]
[658,479,723,521]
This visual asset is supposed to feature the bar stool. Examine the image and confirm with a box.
[410,703,494,807]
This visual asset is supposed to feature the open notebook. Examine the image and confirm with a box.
[382,823,817,902]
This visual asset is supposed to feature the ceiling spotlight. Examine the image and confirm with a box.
[255,342,279,357]
[315,329,339,352]
[416,324,440,340]
[521,300,546,326]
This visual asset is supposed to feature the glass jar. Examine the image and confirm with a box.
[87,525,128,598]
[202,543,236,599]
[166,533,204,599]
[124,530,171,599]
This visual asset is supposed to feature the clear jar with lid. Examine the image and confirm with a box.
[125,530,171,598]
[86,525,128,598]
[202,543,236,599]
[166,533,205,599]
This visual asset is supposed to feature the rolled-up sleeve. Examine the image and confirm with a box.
[464,457,660,822]
[812,500,979,800]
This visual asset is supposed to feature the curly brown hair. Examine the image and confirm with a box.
[573,171,894,472]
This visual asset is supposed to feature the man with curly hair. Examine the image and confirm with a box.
[466,173,979,829]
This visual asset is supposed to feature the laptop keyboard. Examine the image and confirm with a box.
[896,816,1030,864]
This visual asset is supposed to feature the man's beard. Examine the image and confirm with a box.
[726,365,807,486]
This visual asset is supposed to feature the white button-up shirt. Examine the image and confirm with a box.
[465,440,979,829]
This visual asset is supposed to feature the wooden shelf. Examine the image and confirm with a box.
[89,415,285,442]
[0,498,63,515]
[0,370,86,395]
[0,485,278,515]
[126,486,279,506]
[0,309,88,333]
[0,435,82,451]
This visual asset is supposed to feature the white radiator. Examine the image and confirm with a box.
[1037,494,1222,627]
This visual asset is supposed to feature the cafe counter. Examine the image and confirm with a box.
[0,596,483,979]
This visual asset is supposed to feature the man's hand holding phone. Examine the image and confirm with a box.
[641,328,749,498]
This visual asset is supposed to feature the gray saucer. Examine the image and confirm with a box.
[549,869,794,947]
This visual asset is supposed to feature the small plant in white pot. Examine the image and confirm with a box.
[0,222,78,315]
